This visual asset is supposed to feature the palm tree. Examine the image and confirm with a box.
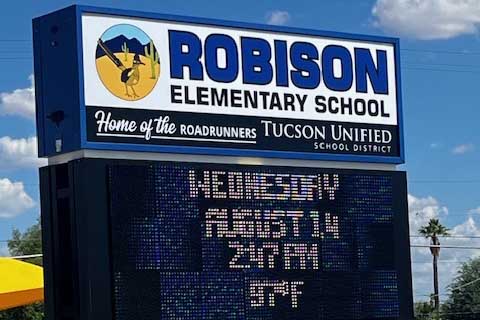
[418,218,449,313]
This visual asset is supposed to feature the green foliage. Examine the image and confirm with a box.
[144,40,159,79]
[0,303,44,320]
[442,257,480,319]
[0,220,44,320]
[121,41,129,61]
[419,218,450,239]
[8,221,42,266]
[419,218,449,257]
[414,301,435,319]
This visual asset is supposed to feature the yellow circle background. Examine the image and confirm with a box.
[95,26,160,101]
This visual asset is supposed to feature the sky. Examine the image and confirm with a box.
[101,24,151,44]
[1,0,480,303]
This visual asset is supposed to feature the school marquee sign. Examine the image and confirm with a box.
[34,6,404,162]
[34,6,413,320]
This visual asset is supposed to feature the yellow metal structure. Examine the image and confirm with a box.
[0,258,44,310]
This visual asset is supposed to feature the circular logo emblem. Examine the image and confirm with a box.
[96,24,160,101]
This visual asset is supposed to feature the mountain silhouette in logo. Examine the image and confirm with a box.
[96,35,151,58]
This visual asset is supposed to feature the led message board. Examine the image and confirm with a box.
[33,6,403,163]
[106,162,412,319]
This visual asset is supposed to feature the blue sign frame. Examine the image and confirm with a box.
[34,5,404,163]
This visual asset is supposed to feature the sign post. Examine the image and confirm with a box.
[34,5,412,320]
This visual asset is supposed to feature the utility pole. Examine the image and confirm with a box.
[432,237,440,312]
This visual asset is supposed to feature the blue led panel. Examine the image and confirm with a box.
[108,163,411,319]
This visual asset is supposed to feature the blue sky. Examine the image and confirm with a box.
[101,24,151,44]
[1,0,480,302]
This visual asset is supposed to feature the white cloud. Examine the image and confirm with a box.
[372,0,480,40]
[0,178,35,218]
[266,10,291,26]
[0,136,46,170]
[0,75,35,120]
[409,194,480,301]
[468,207,480,214]
[451,143,474,154]
[408,194,448,232]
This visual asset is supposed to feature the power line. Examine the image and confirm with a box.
[0,42,477,54]
[411,209,480,217]
[416,310,480,316]
[16,179,480,186]
[411,212,478,218]
[450,277,480,292]
[0,51,479,73]
[420,277,480,300]
[0,51,32,53]
[410,179,480,184]
[0,62,477,76]
[411,235,480,239]
[411,261,464,264]
[0,42,479,55]
[415,293,449,297]
[403,62,480,69]
[402,48,480,56]
[412,244,480,249]
[403,66,480,74]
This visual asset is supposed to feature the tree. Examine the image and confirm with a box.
[443,257,480,320]
[418,218,449,314]
[0,220,44,320]
[414,301,435,319]
[7,222,42,266]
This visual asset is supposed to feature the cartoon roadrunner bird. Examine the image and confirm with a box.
[97,39,145,98]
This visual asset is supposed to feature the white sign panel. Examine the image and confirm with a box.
[78,12,403,162]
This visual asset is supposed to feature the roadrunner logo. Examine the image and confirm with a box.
[95,24,160,101]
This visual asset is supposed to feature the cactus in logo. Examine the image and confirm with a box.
[121,42,129,61]
[144,40,159,79]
